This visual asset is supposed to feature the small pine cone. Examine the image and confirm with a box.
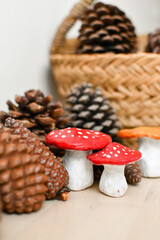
[146,29,160,53]
[0,89,68,157]
[77,2,137,54]
[5,118,69,200]
[125,162,141,185]
[0,123,47,213]
[93,165,104,181]
[66,82,122,142]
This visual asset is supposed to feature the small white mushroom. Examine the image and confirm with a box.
[63,150,92,190]
[87,143,141,197]
[45,128,111,191]
[100,164,127,197]
[138,137,160,177]
[118,127,160,178]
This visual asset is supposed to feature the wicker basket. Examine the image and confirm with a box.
[50,0,160,128]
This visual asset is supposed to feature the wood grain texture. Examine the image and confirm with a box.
[1,178,160,240]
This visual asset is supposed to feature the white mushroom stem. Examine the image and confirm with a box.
[99,164,128,197]
[138,137,160,177]
[63,150,93,191]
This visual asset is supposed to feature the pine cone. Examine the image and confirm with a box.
[66,82,122,142]
[0,123,47,213]
[77,2,137,54]
[5,118,69,200]
[0,89,68,157]
[146,29,160,53]
[125,162,141,185]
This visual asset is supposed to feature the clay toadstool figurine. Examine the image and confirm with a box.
[118,127,160,177]
[87,142,141,197]
[45,128,111,191]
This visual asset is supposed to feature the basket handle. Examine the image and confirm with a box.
[53,0,94,49]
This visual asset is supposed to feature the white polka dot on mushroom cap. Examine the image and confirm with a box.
[122,149,125,151]
[50,132,54,135]
[83,136,88,139]
[113,147,116,150]
[71,135,74,137]
[103,154,106,157]
[115,154,118,157]
[87,132,91,134]
[61,135,66,138]
[78,132,82,135]
[117,151,120,153]
[107,155,111,158]
[117,145,119,147]
[67,130,71,133]
[110,152,113,154]
[55,135,58,137]
[95,132,100,134]
[125,153,128,155]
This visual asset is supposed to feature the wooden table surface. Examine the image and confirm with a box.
[1,178,160,240]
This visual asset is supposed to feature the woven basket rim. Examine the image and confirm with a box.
[51,52,160,59]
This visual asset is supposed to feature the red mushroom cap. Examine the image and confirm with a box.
[45,128,112,151]
[87,142,141,165]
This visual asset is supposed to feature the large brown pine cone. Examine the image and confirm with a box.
[77,2,137,54]
[0,89,68,157]
[5,118,69,200]
[0,123,47,213]
[146,29,160,53]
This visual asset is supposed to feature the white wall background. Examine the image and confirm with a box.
[0,0,160,111]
